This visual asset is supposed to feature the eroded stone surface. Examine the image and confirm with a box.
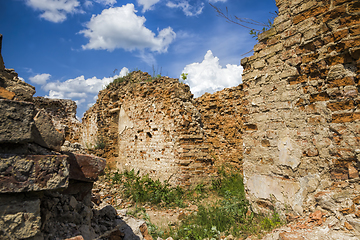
[33,109,64,151]
[0,99,35,143]
[0,198,41,239]
[0,154,69,193]
[65,152,106,182]
[242,0,360,220]
[81,72,214,187]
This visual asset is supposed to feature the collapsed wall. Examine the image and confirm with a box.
[81,72,215,187]
[241,0,360,224]
[0,36,126,240]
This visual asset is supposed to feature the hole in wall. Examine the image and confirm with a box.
[135,135,138,140]
[146,132,152,138]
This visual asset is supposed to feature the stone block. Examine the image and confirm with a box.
[0,99,35,143]
[33,109,64,151]
[0,73,36,102]
[246,174,300,212]
[0,198,41,239]
[0,154,69,193]
[65,152,106,182]
[0,86,15,100]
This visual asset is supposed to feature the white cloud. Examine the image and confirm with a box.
[181,50,243,97]
[25,0,81,23]
[94,0,117,5]
[43,67,129,106]
[79,4,176,52]
[29,73,51,85]
[209,0,227,2]
[137,0,160,12]
[166,1,204,16]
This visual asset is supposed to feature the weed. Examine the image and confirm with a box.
[110,169,185,207]
[106,168,285,239]
[151,65,162,79]
[94,136,106,149]
[180,73,188,83]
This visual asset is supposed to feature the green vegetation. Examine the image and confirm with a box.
[106,168,285,239]
[110,169,186,207]
[180,73,188,83]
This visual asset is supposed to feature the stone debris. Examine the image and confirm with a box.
[0,37,143,240]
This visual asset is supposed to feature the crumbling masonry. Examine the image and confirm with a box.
[241,0,360,225]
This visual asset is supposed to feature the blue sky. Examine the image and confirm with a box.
[0,0,277,119]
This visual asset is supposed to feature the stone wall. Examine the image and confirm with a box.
[81,72,215,187]
[0,38,120,239]
[241,0,360,227]
[194,86,244,170]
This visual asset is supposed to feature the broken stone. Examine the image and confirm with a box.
[65,152,106,182]
[0,86,15,100]
[33,109,64,151]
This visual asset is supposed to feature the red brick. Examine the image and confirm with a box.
[302,53,319,64]
[325,52,353,66]
[322,5,346,23]
[289,75,307,85]
[350,26,360,37]
[332,113,360,123]
[327,100,355,111]
[297,42,317,54]
[348,2,360,14]
[343,37,360,49]
[243,124,258,131]
[350,47,360,60]
[310,92,330,102]
[333,0,351,5]
[333,29,349,41]
[328,77,355,88]
[0,87,15,100]
[294,6,329,24]
[349,164,359,179]
[339,15,360,28]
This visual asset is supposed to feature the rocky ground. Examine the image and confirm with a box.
[91,172,360,240]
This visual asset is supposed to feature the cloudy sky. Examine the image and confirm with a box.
[0,0,277,119]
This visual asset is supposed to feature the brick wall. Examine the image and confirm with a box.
[81,72,215,187]
[241,0,360,218]
[195,86,244,171]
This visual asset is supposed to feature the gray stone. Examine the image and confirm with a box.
[33,109,64,151]
[0,198,41,239]
[0,73,36,102]
[0,99,35,143]
[0,154,69,193]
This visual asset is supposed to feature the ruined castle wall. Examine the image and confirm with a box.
[195,86,244,170]
[241,0,360,219]
[81,72,214,187]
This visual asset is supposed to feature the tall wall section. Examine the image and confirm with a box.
[195,86,244,170]
[81,72,215,187]
[241,0,360,219]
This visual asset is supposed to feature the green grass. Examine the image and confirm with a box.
[110,169,186,207]
[106,168,285,239]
